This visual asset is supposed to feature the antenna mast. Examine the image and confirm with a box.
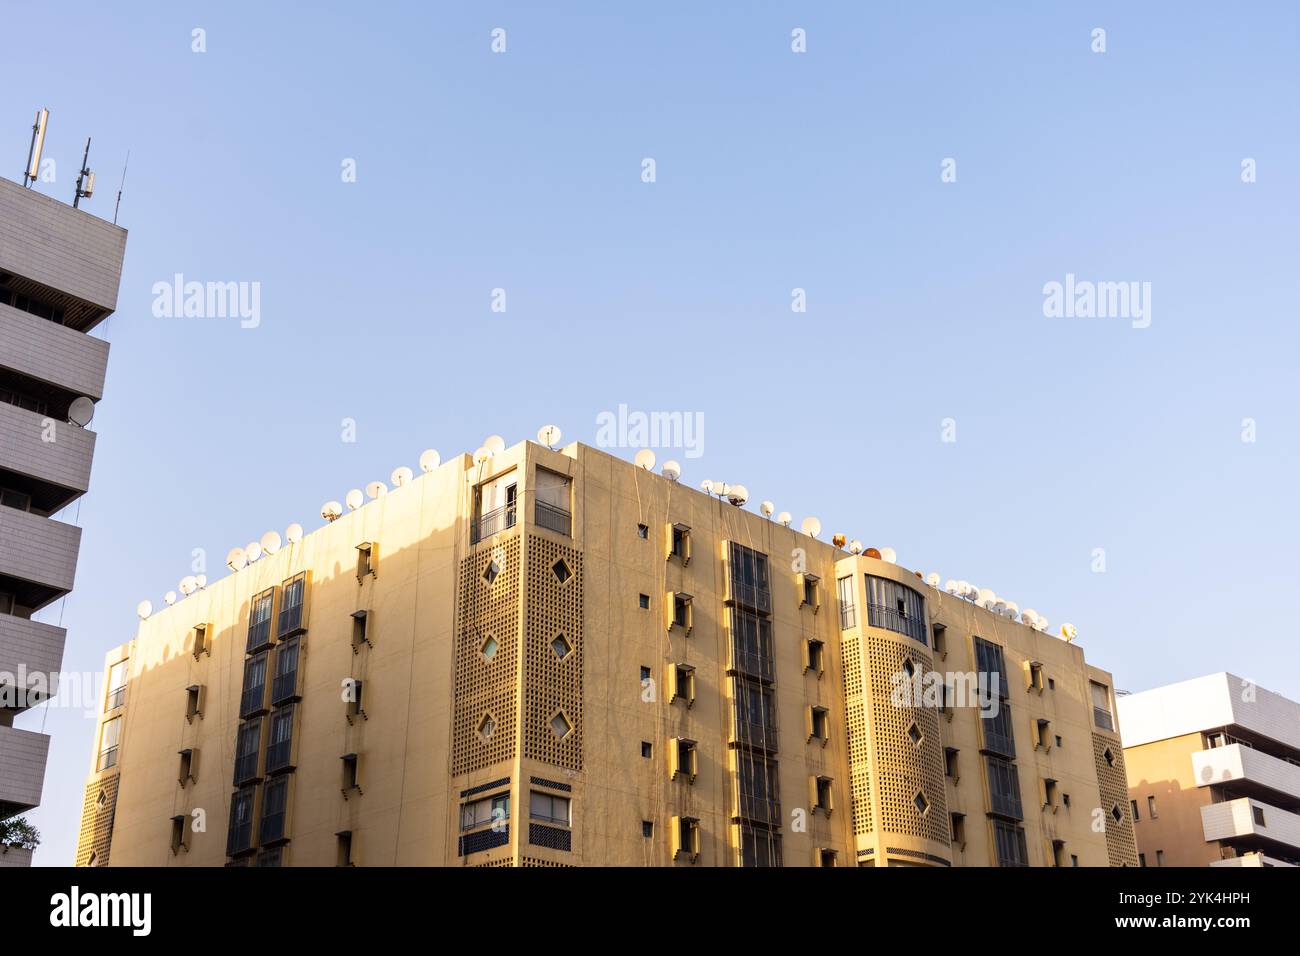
[114,150,130,224]
[73,137,94,209]
[23,108,49,188]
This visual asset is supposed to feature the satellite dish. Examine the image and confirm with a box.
[321,501,343,522]
[760,501,774,517]
[926,572,941,588]
[366,481,387,499]
[849,540,863,554]
[164,591,177,606]
[832,533,847,549]
[67,396,95,427]
[285,523,303,543]
[1021,608,1039,628]
[227,547,247,571]
[391,466,413,488]
[261,531,282,555]
[245,541,263,563]
[1035,615,1049,632]
[992,598,1007,615]
[485,435,506,455]
[473,446,492,464]
[879,547,897,564]
[1003,601,1019,619]
[801,517,821,538]
[345,489,364,511]
[700,480,714,494]
[945,579,959,594]
[977,587,996,608]
[418,450,440,473]
[195,575,207,589]
[635,449,656,471]
[865,547,882,559]
[136,600,152,620]
[727,485,748,507]
[537,425,562,448]
[712,482,729,497]
[1061,623,1078,642]
[180,576,197,596]
[662,461,681,482]
[777,511,792,527]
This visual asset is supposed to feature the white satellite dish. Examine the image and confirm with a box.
[945,579,960,594]
[926,572,941,588]
[485,435,506,455]
[977,587,996,608]
[195,575,207,589]
[418,449,441,473]
[285,523,303,543]
[345,489,364,511]
[245,541,263,563]
[537,425,562,449]
[712,482,729,497]
[164,591,177,606]
[662,460,681,482]
[227,547,247,571]
[699,479,714,494]
[634,449,656,471]
[67,396,95,427]
[880,547,897,564]
[1035,615,1049,632]
[1061,623,1077,642]
[849,540,863,555]
[473,446,493,464]
[261,531,282,555]
[760,501,774,517]
[180,576,197,596]
[391,466,413,488]
[321,501,343,522]
[366,481,387,499]
[778,511,792,527]
[726,485,748,507]
[801,517,821,538]
[136,599,152,620]
[992,598,1007,615]
[1021,608,1039,627]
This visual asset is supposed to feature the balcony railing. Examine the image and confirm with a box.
[96,746,118,771]
[233,752,259,786]
[732,717,780,751]
[265,740,292,774]
[866,603,928,644]
[471,504,516,544]
[1093,707,1115,732]
[535,500,571,536]
[259,811,286,845]
[271,669,299,706]
[728,583,772,615]
[278,602,303,637]
[729,649,775,684]
[239,682,267,719]
[246,618,273,655]
[734,791,782,827]
[989,789,1023,821]
[106,686,125,711]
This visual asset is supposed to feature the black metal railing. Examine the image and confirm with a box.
[259,810,286,845]
[240,681,267,719]
[732,717,780,751]
[1093,707,1115,732]
[989,789,1024,821]
[272,668,299,706]
[729,649,775,684]
[471,503,516,543]
[246,617,273,654]
[866,603,928,644]
[981,727,1016,759]
[729,582,772,615]
[233,751,259,786]
[734,792,782,827]
[265,739,292,774]
[535,500,571,536]
[278,600,303,637]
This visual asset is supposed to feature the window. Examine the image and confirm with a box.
[272,636,301,705]
[1130,799,1140,822]
[807,705,830,744]
[1091,681,1114,731]
[817,849,837,868]
[192,624,209,660]
[670,663,695,706]
[804,639,825,676]
[1027,660,1045,692]
[266,705,295,773]
[672,815,700,862]
[240,652,269,718]
[668,591,693,634]
[337,831,354,866]
[260,775,289,844]
[636,523,648,539]
[980,702,1016,758]
[234,719,262,785]
[670,738,698,782]
[1071,854,1079,867]
[733,676,777,748]
[932,622,947,658]
[178,748,197,785]
[993,820,1029,867]
[351,610,370,651]
[1043,778,1059,812]
[973,637,1008,699]
[1156,850,1164,867]
[171,815,188,855]
[950,812,966,847]
[461,792,510,831]
[986,756,1023,820]
[729,607,774,681]
[1055,735,1063,748]
[739,825,782,867]
[529,791,570,826]
[1252,805,1266,828]
[345,679,366,722]
[534,468,571,536]
[226,786,256,857]
[865,575,927,643]
[247,589,275,654]
[0,590,14,615]
[728,543,771,613]
[944,747,959,780]
[1034,718,1051,751]
[185,684,203,722]
[736,754,781,825]
[669,523,692,565]
[1139,853,1147,867]
[1147,796,1158,820]
[638,593,650,610]
[1052,839,1068,867]
[479,713,496,741]
[641,741,652,759]
[356,542,376,579]
[0,487,32,512]
[640,664,651,683]
[642,821,654,838]
[341,753,359,793]
[278,573,307,635]
[812,775,833,814]
[105,660,127,711]
[256,847,283,867]
[837,576,856,629]
[800,573,820,612]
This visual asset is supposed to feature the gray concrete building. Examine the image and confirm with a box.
[0,174,127,865]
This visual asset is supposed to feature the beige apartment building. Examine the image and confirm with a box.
[77,438,1137,867]
[1120,674,1300,868]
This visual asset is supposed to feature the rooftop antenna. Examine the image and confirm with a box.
[73,137,95,209]
[113,150,129,225]
[23,108,49,188]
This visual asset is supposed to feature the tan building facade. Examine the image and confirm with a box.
[1120,673,1300,868]
[77,438,1137,867]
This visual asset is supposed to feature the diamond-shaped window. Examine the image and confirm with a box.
[1103,747,1115,767]
[902,658,916,678]
[914,791,929,814]
[551,633,572,660]
[552,559,572,585]
[1111,804,1123,823]
[478,714,495,741]
[96,790,108,809]
[550,711,573,740]
[480,635,499,661]
[483,559,501,585]
[907,723,923,746]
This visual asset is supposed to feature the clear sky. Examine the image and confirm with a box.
[4,2,1297,865]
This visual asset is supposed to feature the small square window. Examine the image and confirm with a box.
[641,741,653,759]
[637,524,648,539]
[944,747,958,778]
[1252,805,1266,827]
[639,594,650,609]
[1055,735,1063,748]
[805,639,825,675]
[642,820,654,838]
[640,665,651,682]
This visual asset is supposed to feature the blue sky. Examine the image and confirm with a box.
[4,2,1297,864]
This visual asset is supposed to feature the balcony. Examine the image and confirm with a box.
[0,506,81,609]
[0,614,65,711]
[1211,852,1296,868]
[733,789,782,827]
[0,402,96,513]
[731,714,780,753]
[0,300,110,399]
[1093,707,1115,732]
[534,500,571,537]
[866,602,929,644]
[728,648,775,684]
[471,503,516,544]
[1193,744,1300,804]
[1201,797,1300,853]
[0,845,34,867]
[0,725,50,816]
[727,582,772,616]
